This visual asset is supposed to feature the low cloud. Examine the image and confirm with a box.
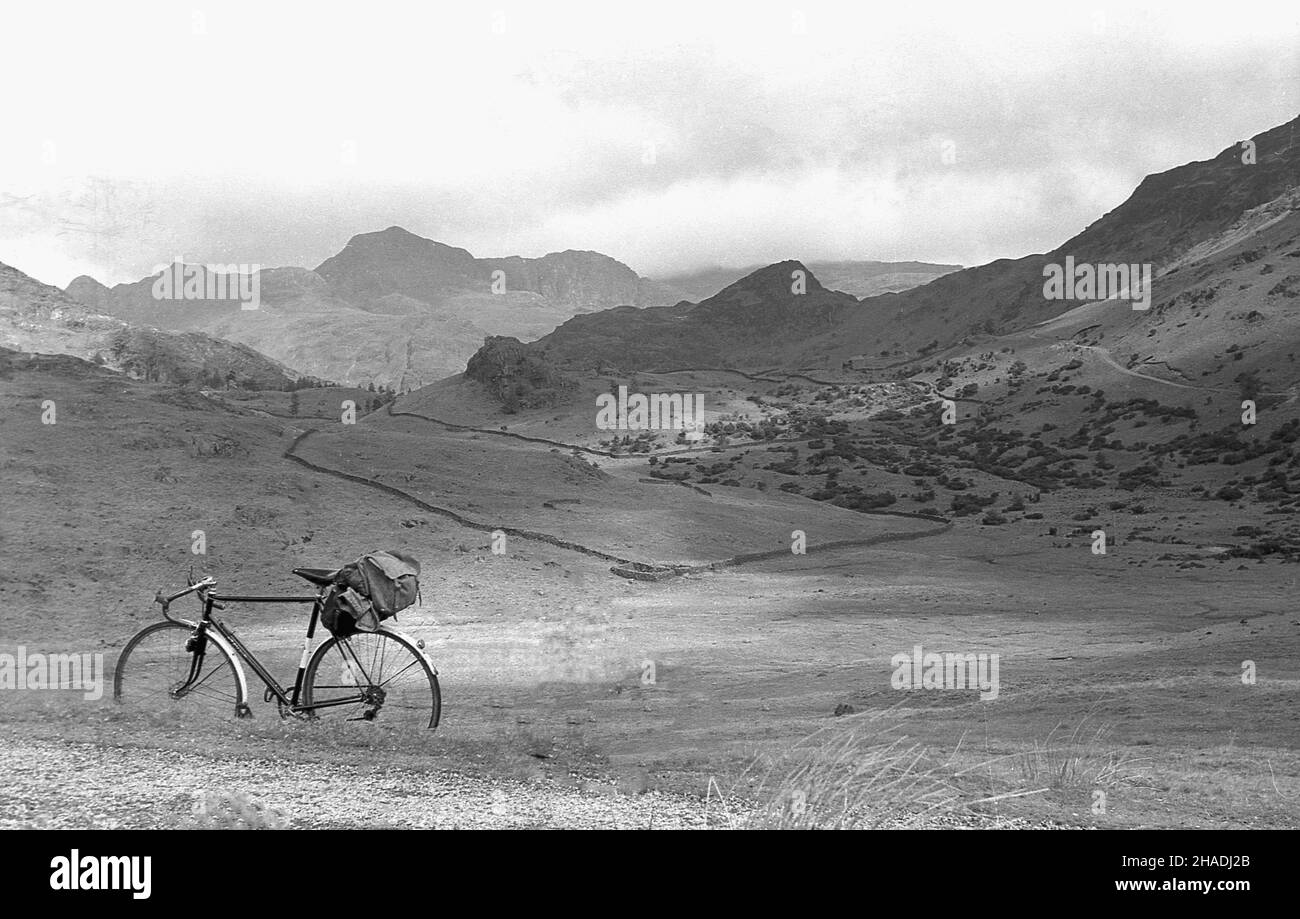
[1,1,1295,286]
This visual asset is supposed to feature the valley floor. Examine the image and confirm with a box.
[5,531,1297,829]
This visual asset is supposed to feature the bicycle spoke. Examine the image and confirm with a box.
[115,622,243,718]
[304,632,438,729]
[379,658,421,687]
[184,660,230,695]
[338,640,374,685]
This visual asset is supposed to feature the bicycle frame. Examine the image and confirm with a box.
[162,586,372,716]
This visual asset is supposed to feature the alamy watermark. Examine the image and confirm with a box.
[50,850,150,899]
[595,385,705,439]
[151,256,261,310]
[1043,255,1151,310]
[0,646,104,700]
[890,644,1000,701]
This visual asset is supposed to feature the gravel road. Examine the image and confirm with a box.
[0,738,728,829]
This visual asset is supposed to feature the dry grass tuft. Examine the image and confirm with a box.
[1014,714,1152,790]
[734,712,968,829]
[731,709,1150,829]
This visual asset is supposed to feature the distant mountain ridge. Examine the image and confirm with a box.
[1,260,305,389]
[60,230,649,389]
[49,113,1299,391]
[60,226,951,388]
[810,113,1300,367]
[534,259,861,369]
[653,259,959,302]
[316,227,674,313]
[530,114,1300,373]
[60,228,697,388]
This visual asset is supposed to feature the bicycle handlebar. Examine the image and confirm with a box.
[155,576,217,610]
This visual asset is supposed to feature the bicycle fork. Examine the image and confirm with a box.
[177,629,210,698]
[177,625,252,718]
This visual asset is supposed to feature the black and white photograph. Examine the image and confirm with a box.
[0,0,1296,890]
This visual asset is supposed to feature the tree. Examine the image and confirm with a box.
[290,391,300,416]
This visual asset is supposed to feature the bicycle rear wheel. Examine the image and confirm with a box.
[302,630,440,729]
[114,621,247,718]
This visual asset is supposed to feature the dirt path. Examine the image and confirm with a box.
[0,736,724,829]
[1070,342,1296,399]
[1071,342,1217,391]
[1027,326,1295,398]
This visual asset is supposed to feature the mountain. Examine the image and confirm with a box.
[314,227,482,300]
[535,260,860,369]
[1,260,304,389]
[1042,184,1300,397]
[809,114,1300,367]
[61,228,959,389]
[480,249,679,313]
[62,228,695,389]
[654,259,959,302]
[62,262,487,390]
[63,258,490,390]
[318,227,673,313]
[531,114,1300,374]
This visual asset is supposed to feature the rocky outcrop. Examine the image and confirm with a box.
[464,335,577,412]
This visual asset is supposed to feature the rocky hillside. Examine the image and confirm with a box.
[62,228,687,389]
[63,258,487,390]
[1075,187,1300,396]
[315,228,482,301]
[530,114,1300,375]
[811,113,1300,367]
[464,335,577,412]
[1,261,303,390]
[533,260,860,370]
[320,228,672,313]
[61,227,959,389]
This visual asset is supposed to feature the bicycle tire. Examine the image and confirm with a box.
[301,629,440,729]
[114,620,247,718]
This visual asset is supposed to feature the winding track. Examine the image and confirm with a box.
[1024,314,1295,397]
[1067,341,1294,398]
[281,412,954,579]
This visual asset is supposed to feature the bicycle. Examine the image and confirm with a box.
[113,569,441,729]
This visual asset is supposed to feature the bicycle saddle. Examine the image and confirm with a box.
[292,567,339,586]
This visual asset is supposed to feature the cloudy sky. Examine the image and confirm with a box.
[1,0,1296,287]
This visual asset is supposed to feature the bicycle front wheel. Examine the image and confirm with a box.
[114,620,246,718]
[302,630,440,729]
